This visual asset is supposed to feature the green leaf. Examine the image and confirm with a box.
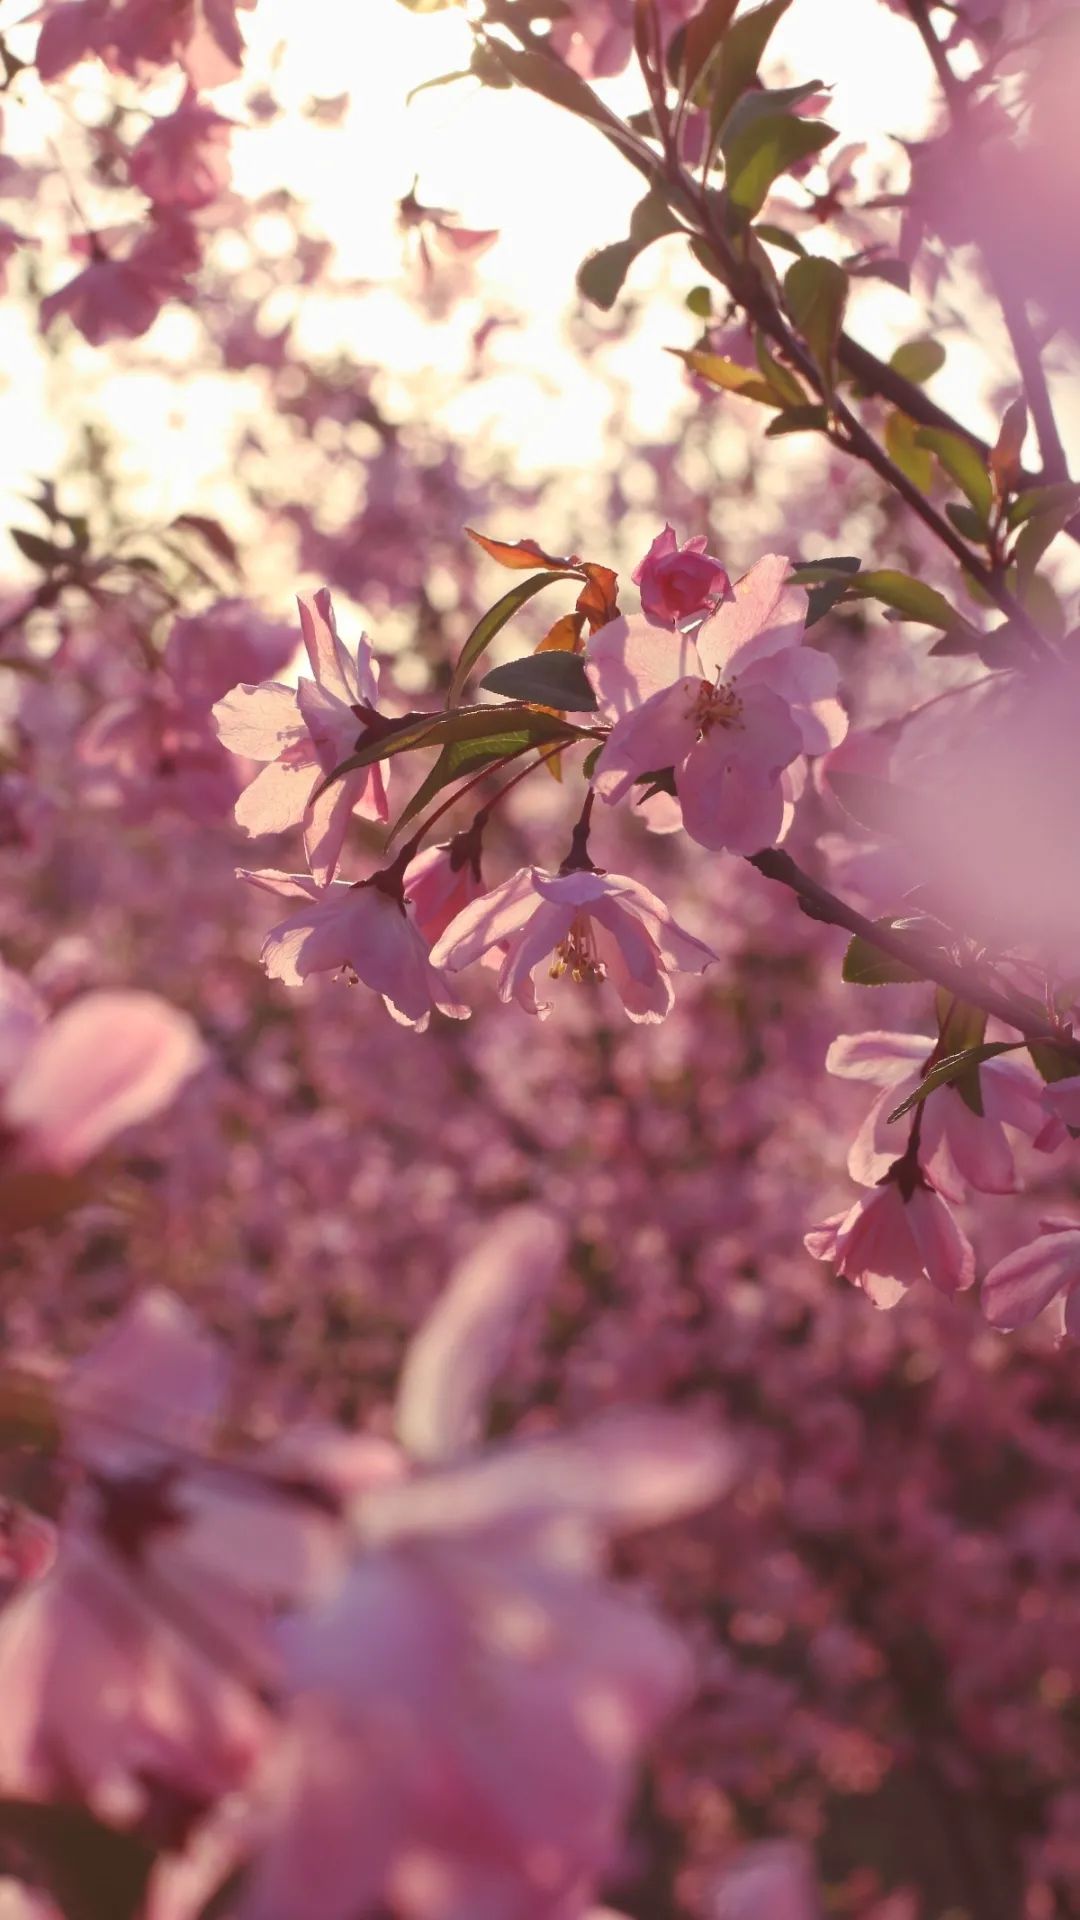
[852,569,971,634]
[677,348,781,405]
[448,571,565,707]
[0,1801,154,1920]
[317,703,582,795]
[886,1042,1020,1123]
[884,411,934,493]
[1011,493,1080,587]
[480,651,598,712]
[170,512,241,573]
[789,554,861,627]
[913,427,993,519]
[842,925,927,986]
[1028,1039,1080,1085]
[721,79,827,149]
[935,994,988,1114]
[686,284,714,318]
[754,221,807,256]
[724,114,836,219]
[766,404,830,436]
[391,733,536,841]
[10,528,65,569]
[577,189,680,310]
[489,41,644,160]
[754,330,806,405]
[889,338,946,385]
[670,0,740,95]
[710,0,794,133]
[945,500,990,543]
[1006,481,1080,530]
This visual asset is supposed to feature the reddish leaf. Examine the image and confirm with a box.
[536,613,585,655]
[466,527,581,573]
[576,563,620,632]
[990,398,1028,496]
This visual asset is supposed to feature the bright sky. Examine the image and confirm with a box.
[0,0,1063,589]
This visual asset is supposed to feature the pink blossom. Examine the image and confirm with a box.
[128,92,233,211]
[711,1841,821,1920]
[214,588,388,885]
[550,0,699,79]
[36,0,256,88]
[632,525,731,630]
[590,555,846,854]
[403,839,487,948]
[826,1030,1052,1201]
[982,1222,1080,1337]
[0,968,205,1174]
[0,1291,338,1823]
[805,1178,975,1307]
[431,866,718,1023]
[244,1391,731,1920]
[40,247,165,345]
[240,869,469,1033]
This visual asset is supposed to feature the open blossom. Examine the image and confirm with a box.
[805,1176,975,1308]
[214,588,388,885]
[240,869,469,1032]
[0,966,204,1175]
[632,525,731,630]
[234,1216,733,1920]
[128,91,233,210]
[0,1291,361,1826]
[431,866,718,1022]
[982,1220,1080,1338]
[589,555,846,854]
[827,1030,1055,1201]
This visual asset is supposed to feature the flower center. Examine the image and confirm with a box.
[690,678,743,735]
[549,912,606,985]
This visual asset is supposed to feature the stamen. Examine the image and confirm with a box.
[689,678,743,736]
[548,912,606,986]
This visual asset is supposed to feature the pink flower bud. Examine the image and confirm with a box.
[632,525,731,630]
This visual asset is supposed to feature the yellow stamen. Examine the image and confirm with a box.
[549,912,606,985]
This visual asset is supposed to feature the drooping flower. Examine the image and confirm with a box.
[826,1029,1055,1201]
[402,839,486,949]
[550,0,701,80]
[213,589,389,885]
[431,866,718,1022]
[981,1220,1080,1338]
[0,966,205,1175]
[589,555,846,854]
[632,525,731,630]
[805,1175,975,1308]
[240,869,469,1033]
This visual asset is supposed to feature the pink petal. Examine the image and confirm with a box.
[4,992,205,1173]
[65,1289,227,1475]
[587,615,698,718]
[825,1032,931,1084]
[430,868,541,971]
[740,643,847,754]
[678,745,785,854]
[395,1208,567,1464]
[235,757,316,837]
[981,1230,1080,1329]
[592,679,701,808]
[696,555,800,678]
[213,681,304,760]
[297,589,355,705]
[906,1185,975,1294]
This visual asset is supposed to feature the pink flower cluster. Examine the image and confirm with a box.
[0,1214,731,1920]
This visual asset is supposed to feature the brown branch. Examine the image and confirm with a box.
[747,846,1080,1058]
